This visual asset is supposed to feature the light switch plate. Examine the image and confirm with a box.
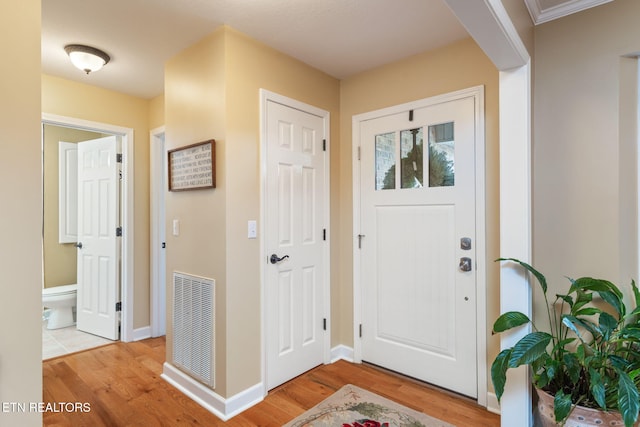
[172,219,180,236]
[248,220,257,239]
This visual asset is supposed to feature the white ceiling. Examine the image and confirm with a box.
[41,0,613,100]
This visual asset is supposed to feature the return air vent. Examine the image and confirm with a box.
[172,272,215,388]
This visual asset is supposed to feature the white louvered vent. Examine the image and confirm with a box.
[172,272,215,388]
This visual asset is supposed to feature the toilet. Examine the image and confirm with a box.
[42,284,77,329]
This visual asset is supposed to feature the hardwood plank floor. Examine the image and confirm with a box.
[43,337,500,426]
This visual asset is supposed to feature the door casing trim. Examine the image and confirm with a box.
[42,113,135,342]
[351,86,487,406]
[259,89,331,395]
[150,126,166,338]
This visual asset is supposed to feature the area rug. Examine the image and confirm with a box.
[283,384,455,427]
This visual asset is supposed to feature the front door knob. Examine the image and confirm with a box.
[459,257,472,272]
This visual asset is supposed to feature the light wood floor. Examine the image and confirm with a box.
[43,337,500,426]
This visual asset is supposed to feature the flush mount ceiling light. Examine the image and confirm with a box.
[64,44,110,74]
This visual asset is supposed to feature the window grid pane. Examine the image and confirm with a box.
[400,128,423,189]
[375,132,395,190]
[428,122,455,187]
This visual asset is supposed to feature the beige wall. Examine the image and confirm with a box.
[149,94,165,131]
[164,26,340,397]
[533,0,640,324]
[339,36,501,384]
[165,27,229,392]
[0,0,42,425]
[42,125,104,288]
[42,74,152,329]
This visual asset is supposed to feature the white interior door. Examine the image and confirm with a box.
[359,96,478,397]
[265,98,328,390]
[76,135,120,340]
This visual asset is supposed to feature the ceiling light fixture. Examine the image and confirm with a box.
[64,44,110,75]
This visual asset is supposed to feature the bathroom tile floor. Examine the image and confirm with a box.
[42,320,114,360]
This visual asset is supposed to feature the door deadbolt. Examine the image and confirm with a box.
[460,237,472,250]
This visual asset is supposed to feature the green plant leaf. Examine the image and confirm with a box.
[598,290,624,319]
[563,353,582,384]
[562,316,586,341]
[553,389,573,422]
[508,332,552,368]
[570,277,623,299]
[589,368,606,409]
[572,288,593,312]
[571,278,624,316]
[616,368,640,427]
[620,324,640,340]
[573,307,601,317]
[492,311,530,334]
[556,293,574,307]
[610,355,631,371]
[632,280,640,314]
[497,258,547,294]
[599,311,618,340]
[491,349,511,401]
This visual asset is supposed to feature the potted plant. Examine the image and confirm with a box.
[491,258,640,426]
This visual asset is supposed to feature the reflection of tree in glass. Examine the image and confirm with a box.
[382,144,453,188]
[429,145,454,187]
[382,143,423,189]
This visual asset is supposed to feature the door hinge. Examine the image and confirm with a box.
[359,324,363,338]
[323,318,327,331]
[358,234,365,249]
[357,146,361,160]
[162,242,166,249]
[116,226,123,237]
[116,302,122,312]
[322,139,326,151]
[323,228,326,241]
[116,153,123,163]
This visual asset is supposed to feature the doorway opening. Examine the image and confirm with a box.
[41,113,135,360]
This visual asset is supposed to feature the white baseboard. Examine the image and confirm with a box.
[330,345,354,363]
[486,391,500,415]
[132,326,151,341]
[161,362,264,421]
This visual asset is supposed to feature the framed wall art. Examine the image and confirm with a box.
[168,139,215,191]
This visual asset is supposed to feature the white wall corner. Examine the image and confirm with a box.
[161,362,264,421]
[132,326,151,341]
[486,391,501,415]
[330,345,354,363]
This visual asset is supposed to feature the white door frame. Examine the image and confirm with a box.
[259,89,331,395]
[42,113,135,342]
[352,86,487,405]
[150,126,166,337]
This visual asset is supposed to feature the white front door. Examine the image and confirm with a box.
[76,135,120,340]
[264,97,329,390]
[358,95,478,397]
